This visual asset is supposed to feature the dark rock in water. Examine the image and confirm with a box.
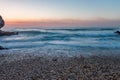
[0,30,18,36]
[115,31,120,34]
[0,46,6,50]
[0,15,16,49]
[0,15,18,36]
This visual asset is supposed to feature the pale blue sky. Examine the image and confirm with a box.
[0,0,120,27]
[0,0,120,20]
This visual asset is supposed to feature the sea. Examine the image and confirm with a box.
[0,27,120,57]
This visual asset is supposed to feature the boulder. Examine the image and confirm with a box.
[0,15,5,29]
[0,15,18,36]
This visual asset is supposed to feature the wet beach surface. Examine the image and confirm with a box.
[0,53,120,80]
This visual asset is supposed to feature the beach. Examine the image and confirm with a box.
[0,28,120,80]
[1,0,120,79]
[0,53,120,80]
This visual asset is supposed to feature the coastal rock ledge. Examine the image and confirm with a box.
[0,15,18,36]
[0,30,18,36]
[0,15,18,50]
[0,45,6,50]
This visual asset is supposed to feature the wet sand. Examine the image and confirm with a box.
[0,54,120,80]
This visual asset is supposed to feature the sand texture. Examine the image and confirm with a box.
[0,54,120,80]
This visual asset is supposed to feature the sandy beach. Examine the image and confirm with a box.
[0,53,120,80]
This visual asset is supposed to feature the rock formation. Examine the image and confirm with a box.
[0,15,18,36]
[0,46,6,50]
[0,15,18,50]
[115,31,120,35]
[0,15,5,29]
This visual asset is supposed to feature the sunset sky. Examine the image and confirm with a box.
[0,0,120,28]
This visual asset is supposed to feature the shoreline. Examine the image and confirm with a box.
[0,54,120,80]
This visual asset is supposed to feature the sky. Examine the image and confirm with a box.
[0,0,120,28]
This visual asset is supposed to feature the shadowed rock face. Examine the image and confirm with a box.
[0,31,18,36]
[0,16,5,50]
[0,15,5,29]
[0,15,18,50]
[0,15,18,36]
[115,31,120,35]
[0,46,6,50]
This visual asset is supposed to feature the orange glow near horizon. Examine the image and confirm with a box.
[4,18,120,28]
[1,0,120,28]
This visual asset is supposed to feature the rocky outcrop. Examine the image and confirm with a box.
[0,30,18,36]
[0,15,5,29]
[0,46,6,50]
[0,15,18,50]
[115,31,120,35]
[0,15,18,36]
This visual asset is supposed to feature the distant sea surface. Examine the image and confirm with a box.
[0,27,120,57]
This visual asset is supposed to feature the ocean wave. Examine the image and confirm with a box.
[0,28,120,50]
